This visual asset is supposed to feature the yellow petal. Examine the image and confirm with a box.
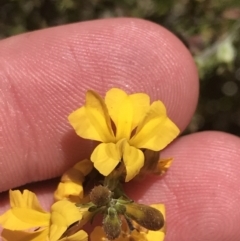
[129,101,180,150]
[0,190,50,230]
[122,142,144,182]
[73,159,93,176]
[0,210,40,230]
[59,230,88,241]
[68,106,102,141]
[91,143,121,176]
[11,208,50,227]
[54,182,84,202]
[10,190,46,212]
[54,159,93,202]
[68,90,114,142]
[130,93,150,129]
[50,200,83,241]
[105,88,150,140]
[145,230,165,241]
[61,169,85,183]
[49,224,66,241]
[1,228,48,241]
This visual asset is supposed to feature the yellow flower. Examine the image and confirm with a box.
[49,201,87,241]
[0,190,88,241]
[68,88,179,181]
[0,190,50,231]
[90,204,166,241]
[54,159,93,202]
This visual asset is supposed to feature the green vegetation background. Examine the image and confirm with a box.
[1,0,240,135]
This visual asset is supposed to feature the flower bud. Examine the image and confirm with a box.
[103,207,122,240]
[125,203,164,231]
[89,185,111,207]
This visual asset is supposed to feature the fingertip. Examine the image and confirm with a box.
[1,18,198,129]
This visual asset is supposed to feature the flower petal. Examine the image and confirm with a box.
[129,101,180,150]
[10,190,46,212]
[1,228,48,241]
[54,159,93,202]
[91,143,121,176]
[68,106,101,141]
[0,190,50,230]
[130,93,150,128]
[68,90,114,142]
[54,182,84,202]
[73,159,93,176]
[11,208,50,227]
[50,200,83,241]
[0,210,43,230]
[145,230,165,241]
[105,88,150,140]
[122,142,144,182]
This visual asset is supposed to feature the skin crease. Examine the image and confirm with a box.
[0,18,240,240]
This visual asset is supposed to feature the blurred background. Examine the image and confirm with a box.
[1,0,240,135]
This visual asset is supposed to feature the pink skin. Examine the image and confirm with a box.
[0,18,240,240]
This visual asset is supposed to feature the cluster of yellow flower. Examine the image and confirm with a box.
[0,88,180,241]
